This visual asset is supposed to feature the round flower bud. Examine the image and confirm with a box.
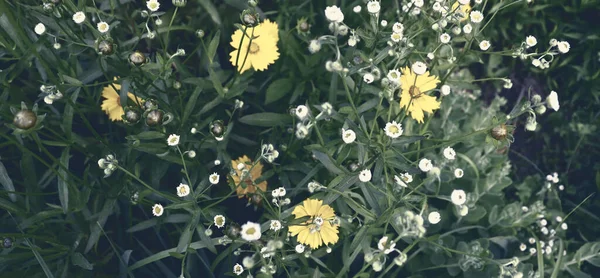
[143,99,158,111]
[13,110,37,130]
[195,29,205,38]
[172,0,187,7]
[210,120,225,137]
[3,238,13,248]
[129,51,146,66]
[226,223,241,239]
[241,10,259,27]
[97,40,114,55]
[173,81,181,89]
[297,18,310,33]
[490,124,508,140]
[145,110,164,126]
[124,109,140,124]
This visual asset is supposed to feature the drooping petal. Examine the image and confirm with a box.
[288,224,308,236]
[416,94,441,113]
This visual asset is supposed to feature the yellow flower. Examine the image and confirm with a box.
[229,155,267,198]
[288,199,339,249]
[452,1,472,22]
[399,67,441,123]
[101,79,142,121]
[229,20,280,73]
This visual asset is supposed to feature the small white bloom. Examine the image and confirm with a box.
[377,236,396,254]
[372,261,383,272]
[363,73,375,84]
[348,36,358,47]
[451,189,467,205]
[242,257,255,269]
[441,85,451,95]
[384,121,403,139]
[532,59,542,67]
[557,41,570,53]
[325,5,345,23]
[209,172,220,185]
[295,105,309,120]
[529,237,536,244]
[359,169,372,182]
[272,189,280,197]
[296,124,309,139]
[525,35,537,47]
[146,0,160,12]
[176,183,190,197]
[308,39,321,53]
[34,23,46,35]
[152,203,164,217]
[470,10,484,23]
[72,12,86,24]
[418,158,433,172]
[353,5,362,13]
[458,205,469,216]
[392,22,404,33]
[427,52,435,60]
[380,20,388,27]
[546,91,560,111]
[504,79,513,89]
[556,216,563,222]
[214,159,221,165]
[561,223,568,230]
[233,263,244,276]
[270,220,282,231]
[387,69,402,84]
[394,173,413,187]
[277,187,286,197]
[167,134,180,146]
[440,33,451,44]
[458,0,470,4]
[390,32,403,42]
[295,244,305,253]
[214,215,226,228]
[428,211,441,224]
[97,21,110,33]
[454,168,464,178]
[367,1,381,14]
[443,147,456,160]
[520,243,527,251]
[411,61,427,75]
[558,184,565,191]
[540,219,548,226]
[240,221,262,241]
[463,24,473,34]
[479,40,491,51]
[541,227,549,235]
[342,128,356,144]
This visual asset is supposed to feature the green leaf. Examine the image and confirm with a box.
[63,88,79,139]
[126,131,165,141]
[127,214,191,233]
[62,75,83,86]
[239,113,292,127]
[265,78,293,104]
[84,199,115,253]
[176,212,201,253]
[72,252,93,270]
[198,0,221,26]
[58,147,70,214]
[0,160,17,202]
[129,238,222,271]
[207,67,225,97]
[182,87,202,124]
[311,149,345,175]
[207,30,221,63]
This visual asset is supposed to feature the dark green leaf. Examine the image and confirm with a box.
[265,78,293,104]
[0,160,17,202]
[58,147,70,214]
[72,252,93,270]
[182,87,202,124]
[239,113,292,127]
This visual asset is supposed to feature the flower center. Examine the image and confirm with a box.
[409,86,422,98]
[249,42,260,54]
[246,227,256,235]
[389,125,399,134]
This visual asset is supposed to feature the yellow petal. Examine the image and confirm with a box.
[409,103,425,123]
[260,19,279,42]
[288,224,307,236]
[317,204,336,219]
[416,94,441,113]
[292,204,310,219]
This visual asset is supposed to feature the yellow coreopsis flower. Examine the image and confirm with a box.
[288,199,339,249]
[100,78,143,121]
[452,1,472,22]
[229,155,268,198]
[399,67,441,123]
[229,20,280,73]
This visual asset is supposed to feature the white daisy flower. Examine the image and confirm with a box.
[34,23,46,35]
[520,243,527,251]
[387,69,402,84]
[270,220,282,231]
[353,5,362,13]
[377,236,396,254]
[454,168,464,178]
[392,22,404,33]
[277,187,286,197]
[463,24,473,34]
[561,223,568,230]
[176,183,190,197]
[325,5,344,23]
[167,134,180,146]
[146,0,160,12]
[233,263,244,276]
[479,40,491,51]
[451,189,467,205]
[295,244,305,253]
[209,172,220,185]
[418,158,433,172]
[97,21,110,33]
[214,215,226,228]
[557,41,570,53]
[240,221,262,241]
[341,128,356,144]
[441,85,451,95]
[428,211,441,224]
[72,12,86,24]
[359,169,372,182]
[308,39,321,53]
[367,1,381,14]
[152,203,164,217]
[384,121,403,138]
[411,61,427,75]
[390,32,403,42]
[443,147,456,160]
[440,33,451,44]
[295,105,309,120]
[363,73,375,84]
[394,173,413,187]
[470,10,484,23]
[525,35,537,47]
[546,91,560,111]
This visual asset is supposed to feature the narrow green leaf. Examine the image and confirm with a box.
[199,95,223,115]
[311,150,345,175]
[58,147,70,214]
[265,78,293,104]
[198,0,222,25]
[61,75,83,86]
[71,252,93,270]
[182,87,202,124]
[207,67,225,97]
[126,131,165,141]
[84,199,115,253]
[127,214,191,233]
[22,240,55,278]
[207,30,221,63]
[176,212,201,253]
[0,160,17,202]
[63,88,79,139]
[239,113,292,127]
[129,238,222,271]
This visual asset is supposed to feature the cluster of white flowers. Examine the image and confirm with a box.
[261,143,280,163]
[307,181,324,193]
[271,187,290,207]
[394,210,426,238]
[98,154,118,177]
[39,85,63,105]
[394,173,413,188]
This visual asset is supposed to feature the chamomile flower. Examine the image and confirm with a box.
[270,220,282,231]
[454,168,464,178]
[325,5,344,23]
[463,24,473,34]
[525,35,537,47]
[34,23,46,35]
[387,69,402,84]
[209,173,220,185]
[176,183,190,197]
[367,1,381,14]
[240,221,262,241]
[479,40,491,51]
[443,147,456,160]
[233,263,244,276]
[377,236,396,254]
[72,12,86,24]
[469,10,484,23]
[390,32,403,42]
[359,169,372,182]
[214,215,226,228]
[97,21,110,33]
[146,0,160,12]
[394,173,413,187]
[363,73,375,84]
[392,22,404,33]
[152,204,164,217]
[384,121,403,138]
[166,134,180,146]
[440,33,451,44]
[419,158,433,172]
[451,189,467,205]
[341,128,356,144]
[428,211,441,224]
[295,105,309,120]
